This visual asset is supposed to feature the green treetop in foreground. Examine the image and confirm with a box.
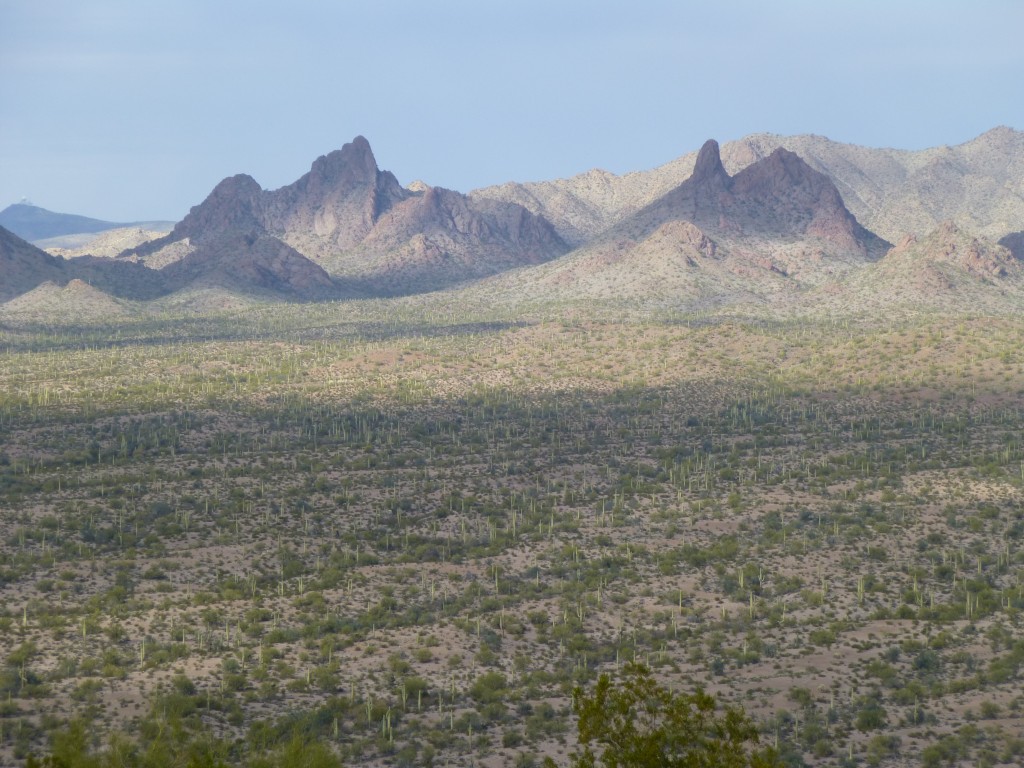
[548,664,780,768]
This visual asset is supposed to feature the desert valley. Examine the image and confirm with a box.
[2,127,1024,767]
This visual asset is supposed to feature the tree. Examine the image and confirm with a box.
[547,664,779,768]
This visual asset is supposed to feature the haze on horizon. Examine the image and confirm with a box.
[1,0,1022,222]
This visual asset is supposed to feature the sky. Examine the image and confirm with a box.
[1,0,1022,222]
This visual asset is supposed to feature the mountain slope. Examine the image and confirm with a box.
[0,279,136,321]
[0,225,68,301]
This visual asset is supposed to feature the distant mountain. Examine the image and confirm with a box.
[0,204,122,242]
[471,127,1024,246]
[0,203,173,243]
[466,139,888,308]
[128,137,569,296]
[614,140,890,274]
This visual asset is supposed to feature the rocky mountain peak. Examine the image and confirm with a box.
[308,135,380,187]
[264,136,410,251]
[172,174,265,243]
[690,139,730,188]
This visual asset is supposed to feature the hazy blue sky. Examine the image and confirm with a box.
[2,0,1022,221]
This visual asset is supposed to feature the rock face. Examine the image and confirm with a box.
[126,136,568,297]
[265,136,410,254]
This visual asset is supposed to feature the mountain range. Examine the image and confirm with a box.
[2,128,1023,318]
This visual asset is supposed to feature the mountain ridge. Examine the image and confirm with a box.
[122,136,568,298]
[471,126,1024,246]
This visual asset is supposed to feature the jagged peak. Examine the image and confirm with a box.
[309,136,379,184]
[691,139,729,185]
